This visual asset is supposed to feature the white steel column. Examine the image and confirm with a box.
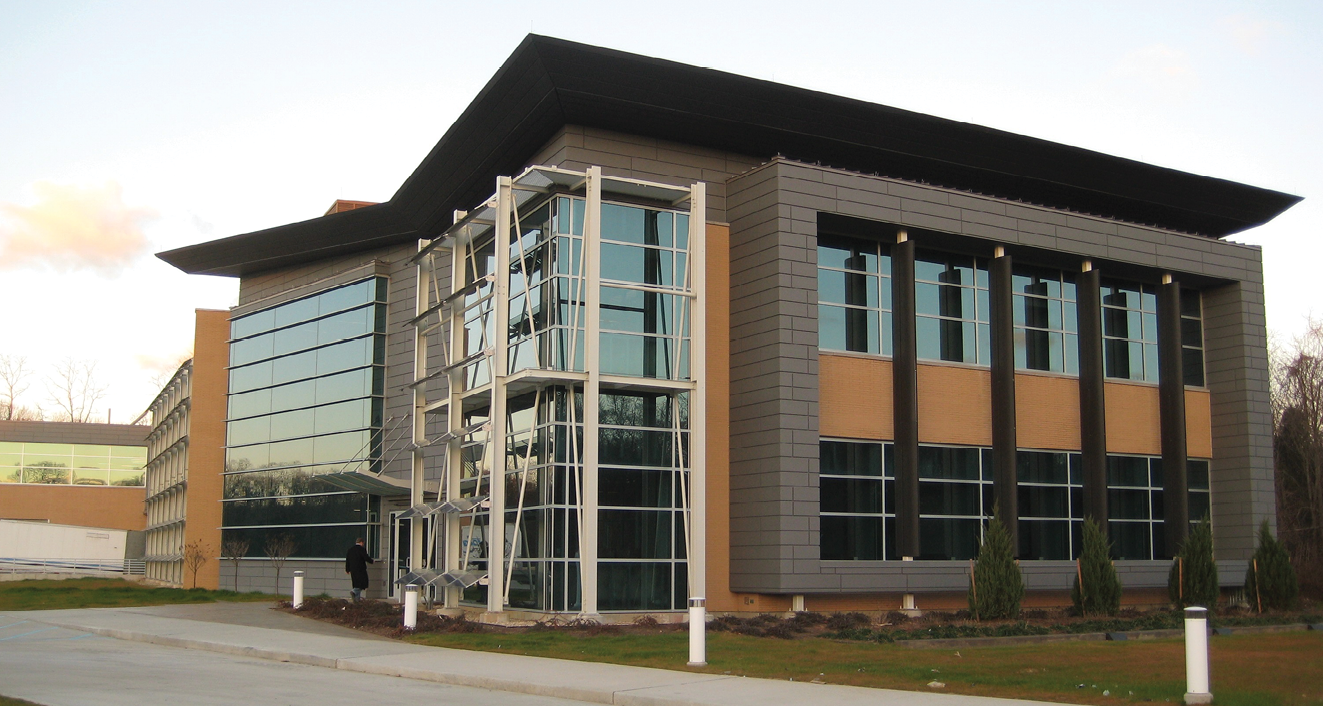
[444,239,464,609]
[580,166,603,617]
[487,176,513,613]
[688,182,707,614]
[410,240,429,575]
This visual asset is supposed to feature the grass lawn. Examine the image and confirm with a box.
[0,578,272,612]
[0,696,41,706]
[406,629,1323,705]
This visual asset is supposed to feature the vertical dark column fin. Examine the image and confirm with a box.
[1159,279,1189,557]
[892,235,920,559]
[990,251,1018,552]
[1077,266,1108,533]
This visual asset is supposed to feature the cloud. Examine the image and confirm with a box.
[1108,44,1196,97]
[0,181,156,275]
[1219,14,1283,55]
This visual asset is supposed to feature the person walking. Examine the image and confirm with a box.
[345,537,374,602]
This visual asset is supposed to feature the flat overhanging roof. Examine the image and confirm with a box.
[159,35,1302,278]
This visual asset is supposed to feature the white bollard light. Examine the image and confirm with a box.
[1183,606,1212,705]
[687,597,707,667]
[292,571,305,609]
[404,584,419,630]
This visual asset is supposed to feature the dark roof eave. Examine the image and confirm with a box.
[159,34,1303,278]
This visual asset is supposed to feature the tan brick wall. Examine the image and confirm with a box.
[1016,373,1082,450]
[704,224,738,613]
[1104,381,1162,455]
[917,364,992,446]
[184,309,229,590]
[819,355,892,440]
[1186,389,1212,459]
[0,485,145,530]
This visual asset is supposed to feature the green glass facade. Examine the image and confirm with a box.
[222,277,387,558]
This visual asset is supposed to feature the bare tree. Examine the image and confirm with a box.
[1271,317,1323,596]
[263,534,299,598]
[183,540,211,589]
[45,358,108,423]
[221,537,250,592]
[0,354,33,421]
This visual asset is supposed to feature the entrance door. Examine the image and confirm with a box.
[388,511,431,600]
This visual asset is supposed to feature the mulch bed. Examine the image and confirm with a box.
[281,596,1320,643]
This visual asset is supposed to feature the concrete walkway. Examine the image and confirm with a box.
[25,603,1058,706]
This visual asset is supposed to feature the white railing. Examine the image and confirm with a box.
[0,557,146,576]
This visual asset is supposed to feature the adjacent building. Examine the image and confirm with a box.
[142,309,229,588]
[0,421,147,532]
[158,36,1299,612]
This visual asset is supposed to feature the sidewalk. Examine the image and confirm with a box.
[26,604,1058,706]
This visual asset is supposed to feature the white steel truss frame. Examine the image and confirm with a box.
[407,165,707,616]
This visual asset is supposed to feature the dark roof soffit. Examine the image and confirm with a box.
[158,35,1301,278]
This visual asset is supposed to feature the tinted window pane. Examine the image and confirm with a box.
[223,493,365,527]
[919,446,981,480]
[221,524,364,559]
[599,468,673,508]
[821,478,884,514]
[598,562,674,611]
[821,441,883,477]
[821,516,885,560]
[919,518,981,560]
[599,510,672,559]
[1019,520,1072,560]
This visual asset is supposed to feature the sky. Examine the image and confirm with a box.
[0,0,1319,423]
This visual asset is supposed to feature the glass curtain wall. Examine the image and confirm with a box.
[223,277,387,558]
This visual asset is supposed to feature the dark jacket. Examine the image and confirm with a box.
[345,543,374,589]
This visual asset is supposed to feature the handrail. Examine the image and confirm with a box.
[0,557,146,576]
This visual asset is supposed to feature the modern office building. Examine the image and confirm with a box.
[142,309,229,589]
[0,421,147,531]
[159,36,1299,612]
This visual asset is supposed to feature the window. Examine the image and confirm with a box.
[0,442,145,487]
[918,445,993,560]
[915,253,990,365]
[1107,455,1164,560]
[597,390,690,610]
[1017,451,1083,559]
[819,440,894,560]
[1101,281,1158,382]
[1182,289,1205,387]
[598,202,693,381]
[1013,266,1079,374]
[223,277,387,559]
[508,196,586,374]
[817,235,892,356]
[1187,459,1211,525]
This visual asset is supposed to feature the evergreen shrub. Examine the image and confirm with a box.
[1169,517,1219,608]
[1244,520,1298,611]
[968,512,1024,620]
[1072,518,1122,616]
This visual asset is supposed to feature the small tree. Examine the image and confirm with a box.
[221,537,250,592]
[264,534,298,597]
[1169,517,1219,608]
[1073,518,1122,616]
[1244,520,1298,611]
[968,510,1024,620]
[183,540,211,589]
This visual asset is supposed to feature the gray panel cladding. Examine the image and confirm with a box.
[527,126,764,223]
[1203,278,1275,560]
[726,158,1272,593]
[0,421,148,447]
[727,161,822,594]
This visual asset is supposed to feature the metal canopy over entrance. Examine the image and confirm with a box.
[404,165,707,615]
